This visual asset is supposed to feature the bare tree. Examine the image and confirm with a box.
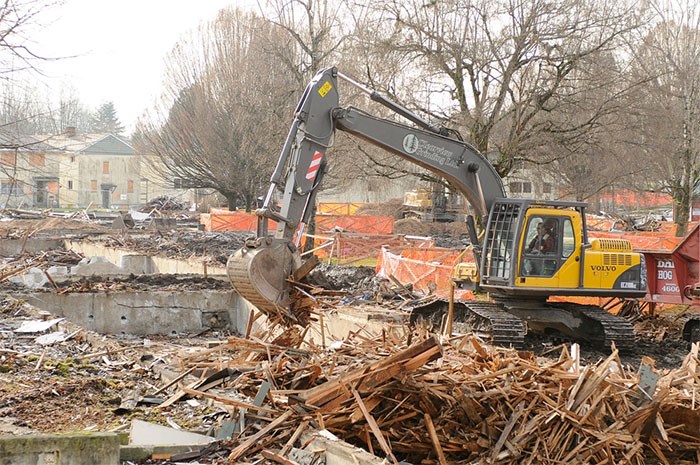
[0,1,82,135]
[625,0,700,236]
[260,0,349,84]
[135,8,299,210]
[0,0,63,76]
[0,82,91,134]
[354,0,641,180]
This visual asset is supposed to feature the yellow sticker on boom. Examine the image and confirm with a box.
[318,81,333,97]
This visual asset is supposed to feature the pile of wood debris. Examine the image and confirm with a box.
[0,249,84,284]
[162,326,700,465]
[2,286,700,464]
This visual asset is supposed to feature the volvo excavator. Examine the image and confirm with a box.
[227,67,647,350]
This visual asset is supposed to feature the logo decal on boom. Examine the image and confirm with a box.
[403,134,418,154]
[318,81,333,97]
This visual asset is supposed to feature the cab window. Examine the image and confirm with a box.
[562,219,575,258]
[521,216,558,277]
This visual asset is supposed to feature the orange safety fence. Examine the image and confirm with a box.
[587,216,681,235]
[201,210,279,232]
[376,246,475,300]
[317,202,364,216]
[311,233,434,264]
[315,215,394,235]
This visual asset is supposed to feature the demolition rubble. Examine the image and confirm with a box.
[1,209,700,464]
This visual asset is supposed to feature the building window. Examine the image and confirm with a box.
[90,180,97,191]
[543,182,553,194]
[70,156,75,162]
[509,181,532,194]
[28,153,45,167]
[127,180,134,193]
[0,180,21,195]
[103,161,109,174]
[0,153,16,165]
[174,178,183,189]
[67,180,73,190]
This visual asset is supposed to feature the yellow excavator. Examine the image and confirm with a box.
[227,67,647,349]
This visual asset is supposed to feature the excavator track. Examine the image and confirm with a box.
[556,303,636,351]
[411,299,635,351]
[410,300,526,347]
[496,300,636,351]
[457,302,527,347]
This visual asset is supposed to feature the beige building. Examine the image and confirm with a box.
[48,129,141,209]
[0,134,60,209]
[0,128,193,210]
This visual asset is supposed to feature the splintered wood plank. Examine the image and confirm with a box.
[227,410,293,461]
[424,413,448,465]
[280,420,309,456]
[351,386,398,465]
[262,449,301,465]
[181,387,279,414]
[294,336,442,408]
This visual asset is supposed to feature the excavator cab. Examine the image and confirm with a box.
[479,199,647,299]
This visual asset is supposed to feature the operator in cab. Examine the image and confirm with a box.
[527,221,554,254]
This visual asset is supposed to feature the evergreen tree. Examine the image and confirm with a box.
[91,102,125,134]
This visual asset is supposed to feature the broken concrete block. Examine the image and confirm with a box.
[34,331,68,345]
[15,318,64,333]
[72,256,124,276]
[8,267,48,289]
[129,419,215,447]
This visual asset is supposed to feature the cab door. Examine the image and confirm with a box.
[516,211,581,289]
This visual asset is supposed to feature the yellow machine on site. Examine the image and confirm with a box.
[403,184,465,222]
[227,67,647,349]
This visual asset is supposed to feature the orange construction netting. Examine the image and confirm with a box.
[376,247,475,300]
[315,215,394,235]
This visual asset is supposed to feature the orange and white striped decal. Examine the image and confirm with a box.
[305,151,324,181]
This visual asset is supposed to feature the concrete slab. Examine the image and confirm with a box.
[303,430,385,465]
[307,305,408,347]
[22,290,251,336]
[0,239,63,256]
[129,419,215,446]
[0,433,120,465]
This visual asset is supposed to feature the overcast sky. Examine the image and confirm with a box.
[29,0,259,133]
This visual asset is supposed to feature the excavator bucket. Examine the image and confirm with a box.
[227,240,299,321]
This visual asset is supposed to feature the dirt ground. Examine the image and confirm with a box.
[0,294,227,435]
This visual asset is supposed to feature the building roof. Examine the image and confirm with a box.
[39,133,135,155]
[0,131,56,152]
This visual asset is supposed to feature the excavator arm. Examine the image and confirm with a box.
[227,67,505,320]
[333,105,505,224]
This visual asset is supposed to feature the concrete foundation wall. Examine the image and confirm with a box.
[0,239,63,256]
[306,307,407,346]
[0,433,119,465]
[64,240,227,276]
[23,290,252,336]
